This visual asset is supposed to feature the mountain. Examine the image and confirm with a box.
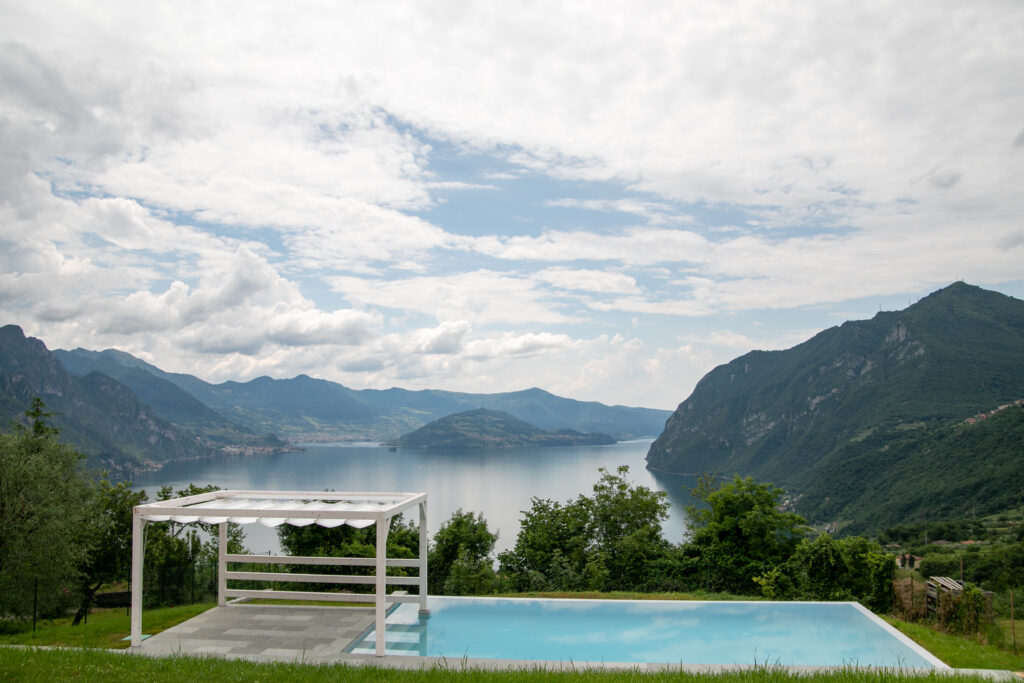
[646,283,1024,527]
[390,408,617,449]
[54,349,670,441]
[358,386,667,440]
[0,325,219,474]
[53,348,285,449]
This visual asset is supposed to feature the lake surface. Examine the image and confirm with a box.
[131,440,695,555]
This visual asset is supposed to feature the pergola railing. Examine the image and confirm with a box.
[221,554,424,599]
[131,490,429,656]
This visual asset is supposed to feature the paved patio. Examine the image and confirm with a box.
[132,603,377,662]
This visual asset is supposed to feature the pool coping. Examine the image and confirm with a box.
[849,600,950,670]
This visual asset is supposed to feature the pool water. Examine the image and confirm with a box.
[347,597,946,668]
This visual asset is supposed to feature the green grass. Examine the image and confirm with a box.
[884,617,1024,670]
[0,603,214,650]
[0,649,1009,683]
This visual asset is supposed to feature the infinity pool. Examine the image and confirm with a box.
[347,597,946,668]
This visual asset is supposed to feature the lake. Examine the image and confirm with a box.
[131,440,696,555]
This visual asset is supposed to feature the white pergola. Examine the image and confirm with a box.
[131,490,428,656]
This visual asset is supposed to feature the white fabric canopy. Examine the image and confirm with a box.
[134,490,423,529]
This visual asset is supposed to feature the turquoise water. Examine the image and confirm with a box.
[349,597,945,668]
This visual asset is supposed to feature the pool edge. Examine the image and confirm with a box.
[850,601,951,670]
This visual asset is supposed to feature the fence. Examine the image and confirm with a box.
[142,558,219,608]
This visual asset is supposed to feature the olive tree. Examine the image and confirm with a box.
[0,399,90,618]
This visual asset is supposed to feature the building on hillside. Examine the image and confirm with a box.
[895,554,922,569]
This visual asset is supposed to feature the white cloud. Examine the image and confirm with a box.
[409,320,471,355]
[330,270,581,325]
[2,2,1023,411]
[534,267,640,295]
[685,331,758,350]
[544,198,688,225]
[472,228,711,265]
[463,331,580,360]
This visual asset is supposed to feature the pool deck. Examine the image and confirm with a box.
[125,603,1018,679]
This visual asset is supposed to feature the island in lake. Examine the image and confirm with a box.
[388,408,616,449]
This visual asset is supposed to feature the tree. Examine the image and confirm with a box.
[277,512,420,593]
[684,474,808,594]
[72,478,146,624]
[498,497,592,591]
[498,466,671,591]
[140,484,248,607]
[588,465,671,586]
[0,399,90,618]
[155,484,246,558]
[429,509,497,595]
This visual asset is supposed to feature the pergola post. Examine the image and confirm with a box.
[418,500,429,616]
[130,512,145,647]
[218,522,227,606]
[374,516,390,656]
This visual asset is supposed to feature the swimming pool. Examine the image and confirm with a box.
[347,597,946,668]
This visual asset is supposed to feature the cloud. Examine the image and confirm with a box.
[534,267,640,294]
[544,198,686,225]
[409,320,471,354]
[923,168,962,190]
[463,331,580,360]
[3,2,1023,410]
[472,228,711,265]
[330,270,581,325]
[684,331,758,350]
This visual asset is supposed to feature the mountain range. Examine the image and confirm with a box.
[646,282,1024,532]
[53,348,669,442]
[0,324,669,474]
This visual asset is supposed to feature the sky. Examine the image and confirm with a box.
[1,1,1022,410]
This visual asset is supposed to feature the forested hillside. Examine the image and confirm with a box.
[798,401,1024,532]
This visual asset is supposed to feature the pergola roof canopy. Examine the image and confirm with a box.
[134,489,427,529]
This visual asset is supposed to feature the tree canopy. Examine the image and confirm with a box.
[498,466,670,592]
[684,474,808,594]
[429,509,497,595]
[0,399,91,618]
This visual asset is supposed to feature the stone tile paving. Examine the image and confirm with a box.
[133,604,375,662]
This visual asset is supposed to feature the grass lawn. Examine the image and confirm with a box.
[0,603,213,650]
[884,617,1024,671]
[0,649,1010,683]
